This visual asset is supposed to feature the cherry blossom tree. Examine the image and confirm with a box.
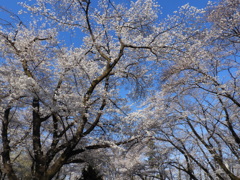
[0,0,180,179]
[137,0,240,179]
[0,0,239,179]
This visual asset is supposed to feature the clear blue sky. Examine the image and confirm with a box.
[160,0,210,15]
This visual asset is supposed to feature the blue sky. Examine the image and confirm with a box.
[158,0,210,16]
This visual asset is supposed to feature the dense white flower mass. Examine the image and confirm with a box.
[0,0,239,179]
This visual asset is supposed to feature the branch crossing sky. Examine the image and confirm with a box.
[0,0,211,47]
[1,0,211,16]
